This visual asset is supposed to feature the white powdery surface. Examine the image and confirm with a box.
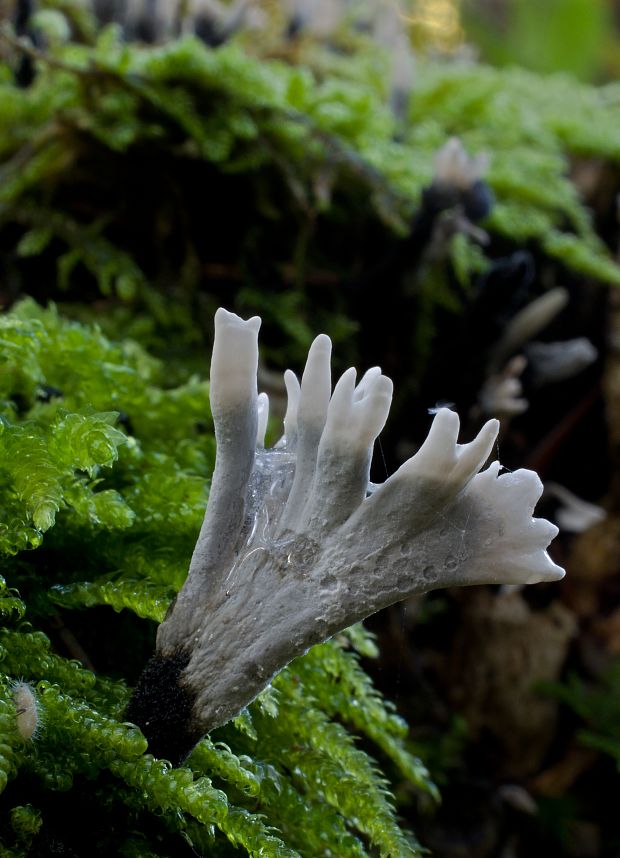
[157,309,564,733]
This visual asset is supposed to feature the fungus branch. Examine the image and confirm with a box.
[126,308,564,763]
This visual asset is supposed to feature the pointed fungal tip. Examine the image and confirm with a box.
[214,307,261,333]
[434,406,460,428]
[481,417,500,439]
[375,374,394,397]
[310,333,332,354]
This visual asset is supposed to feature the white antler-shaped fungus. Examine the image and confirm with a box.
[126,308,564,763]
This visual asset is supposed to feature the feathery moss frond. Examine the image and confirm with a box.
[0,296,433,854]
[48,576,174,622]
[294,640,438,799]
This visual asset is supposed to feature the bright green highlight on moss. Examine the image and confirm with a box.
[0,13,619,333]
[0,300,433,856]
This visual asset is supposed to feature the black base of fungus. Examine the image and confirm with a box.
[125,650,202,766]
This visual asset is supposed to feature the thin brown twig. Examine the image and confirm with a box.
[0,24,114,79]
[46,612,97,671]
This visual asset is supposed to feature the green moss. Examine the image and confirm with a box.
[0,12,619,370]
[0,301,432,855]
[2,5,619,852]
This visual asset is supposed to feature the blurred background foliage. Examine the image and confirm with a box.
[460,0,611,80]
[424,0,615,81]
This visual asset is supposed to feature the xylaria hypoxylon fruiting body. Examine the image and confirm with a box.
[126,308,564,763]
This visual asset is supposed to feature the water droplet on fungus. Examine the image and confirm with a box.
[422,565,436,582]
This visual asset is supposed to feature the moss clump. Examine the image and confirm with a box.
[0,300,433,856]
